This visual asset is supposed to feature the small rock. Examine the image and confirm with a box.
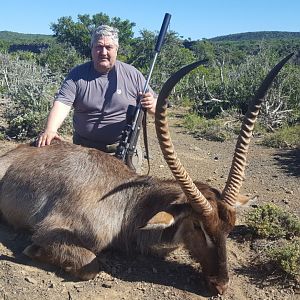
[163,289,170,295]
[98,271,114,281]
[25,277,37,284]
[102,283,112,288]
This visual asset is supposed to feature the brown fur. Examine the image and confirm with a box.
[0,141,241,295]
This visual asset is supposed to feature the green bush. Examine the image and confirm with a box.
[38,42,85,75]
[7,110,48,140]
[182,113,238,142]
[268,239,300,277]
[0,53,63,140]
[183,113,203,131]
[261,124,300,148]
[245,203,300,239]
[0,131,5,140]
[245,204,300,279]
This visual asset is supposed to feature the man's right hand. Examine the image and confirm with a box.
[36,130,63,147]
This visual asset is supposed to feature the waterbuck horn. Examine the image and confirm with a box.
[155,60,213,216]
[221,53,294,206]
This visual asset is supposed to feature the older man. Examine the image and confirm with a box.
[37,25,156,170]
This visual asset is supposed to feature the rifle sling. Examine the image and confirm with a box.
[142,111,150,175]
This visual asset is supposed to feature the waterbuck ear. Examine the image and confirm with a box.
[235,194,258,207]
[140,204,192,230]
[140,211,175,230]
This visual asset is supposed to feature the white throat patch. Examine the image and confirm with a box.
[200,222,215,248]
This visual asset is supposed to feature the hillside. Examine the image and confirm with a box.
[0,31,53,43]
[209,31,300,42]
[1,30,300,44]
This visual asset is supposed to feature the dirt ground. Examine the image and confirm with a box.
[0,109,299,300]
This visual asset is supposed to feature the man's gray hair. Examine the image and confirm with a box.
[91,25,119,48]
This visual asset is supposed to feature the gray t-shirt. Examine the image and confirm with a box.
[55,60,154,144]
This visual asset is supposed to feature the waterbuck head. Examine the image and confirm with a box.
[154,54,293,294]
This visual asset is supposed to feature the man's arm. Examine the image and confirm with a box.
[37,101,72,147]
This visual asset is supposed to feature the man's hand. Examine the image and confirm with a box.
[139,92,157,114]
[37,130,63,147]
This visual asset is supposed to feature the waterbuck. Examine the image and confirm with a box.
[0,54,292,295]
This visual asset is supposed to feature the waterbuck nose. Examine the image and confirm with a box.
[207,277,229,295]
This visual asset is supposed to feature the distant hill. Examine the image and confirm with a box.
[0,31,53,42]
[209,31,300,42]
[2,30,300,44]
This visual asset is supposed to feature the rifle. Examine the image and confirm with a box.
[115,13,171,171]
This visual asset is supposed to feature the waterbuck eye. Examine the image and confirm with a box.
[193,223,202,230]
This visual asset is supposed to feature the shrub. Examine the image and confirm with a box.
[0,131,5,140]
[182,113,238,142]
[0,53,65,139]
[245,204,300,279]
[268,239,300,277]
[183,113,203,131]
[38,42,85,75]
[245,203,300,239]
[261,124,300,148]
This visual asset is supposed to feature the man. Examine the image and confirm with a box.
[37,25,156,171]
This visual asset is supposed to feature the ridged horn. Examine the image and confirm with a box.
[222,53,294,206]
[155,60,213,216]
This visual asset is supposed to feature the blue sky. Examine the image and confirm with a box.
[0,0,299,40]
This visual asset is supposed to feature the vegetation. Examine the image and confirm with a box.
[245,204,300,279]
[0,53,62,139]
[182,113,237,142]
[50,13,135,58]
[209,31,300,42]
[0,13,299,145]
[37,41,85,75]
[246,203,300,239]
[261,125,300,148]
[0,30,53,43]
[268,239,300,278]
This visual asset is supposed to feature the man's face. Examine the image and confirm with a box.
[91,36,118,73]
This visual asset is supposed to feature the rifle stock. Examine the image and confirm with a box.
[115,13,171,171]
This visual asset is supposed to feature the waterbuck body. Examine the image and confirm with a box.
[0,54,293,295]
[0,141,232,294]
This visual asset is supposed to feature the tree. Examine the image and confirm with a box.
[50,13,135,58]
[129,30,196,93]
[191,39,216,62]
[0,40,9,53]
[38,41,85,75]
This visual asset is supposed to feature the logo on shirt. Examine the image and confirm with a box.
[117,89,122,95]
